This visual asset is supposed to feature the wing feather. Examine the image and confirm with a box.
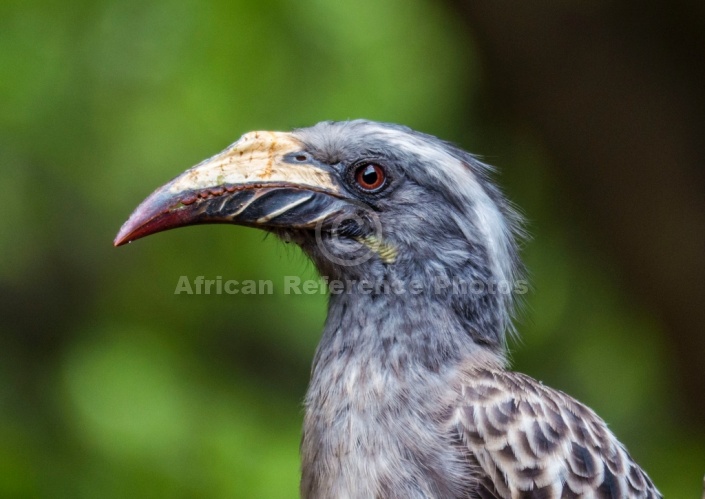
[455,369,661,498]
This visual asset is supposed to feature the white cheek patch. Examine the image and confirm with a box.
[375,128,515,289]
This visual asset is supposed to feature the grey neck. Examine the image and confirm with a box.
[312,276,507,378]
[300,273,505,499]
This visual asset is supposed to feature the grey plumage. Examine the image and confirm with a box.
[116,119,661,498]
[459,370,658,498]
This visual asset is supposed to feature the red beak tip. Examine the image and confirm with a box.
[114,221,141,247]
[113,233,129,247]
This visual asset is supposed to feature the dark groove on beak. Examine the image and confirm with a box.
[114,130,351,247]
[114,187,349,246]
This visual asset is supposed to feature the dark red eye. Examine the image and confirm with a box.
[354,163,386,191]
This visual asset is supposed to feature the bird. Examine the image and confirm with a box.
[115,120,661,498]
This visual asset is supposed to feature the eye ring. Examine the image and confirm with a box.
[353,163,386,192]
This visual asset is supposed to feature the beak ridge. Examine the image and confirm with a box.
[114,131,346,246]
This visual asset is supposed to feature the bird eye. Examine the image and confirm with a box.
[354,163,386,192]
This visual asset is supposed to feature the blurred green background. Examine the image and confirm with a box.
[1,0,703,497]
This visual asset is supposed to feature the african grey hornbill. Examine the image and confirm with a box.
[115,120,661,498]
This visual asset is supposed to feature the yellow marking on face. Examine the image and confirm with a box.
[355,234,398,264]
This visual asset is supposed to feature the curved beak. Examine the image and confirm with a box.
[114,131,348,246]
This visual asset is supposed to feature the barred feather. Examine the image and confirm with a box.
[454,369,661,498]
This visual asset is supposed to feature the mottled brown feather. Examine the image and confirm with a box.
[456,369,661,498]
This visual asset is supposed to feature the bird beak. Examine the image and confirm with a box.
[114,131,347,246]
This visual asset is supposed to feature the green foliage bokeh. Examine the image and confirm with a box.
[0,0,702,497]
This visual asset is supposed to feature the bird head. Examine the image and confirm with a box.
[115,120,524,351]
